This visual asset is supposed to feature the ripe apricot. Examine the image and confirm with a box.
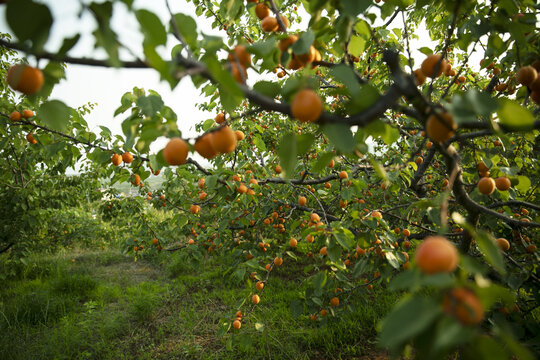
[530,77,540,92]
[297,46,317,65]
[291,89,323,123]
[495,176,511,191]
[255,3,269,20]
[256,281,264,291]
[261,16,278,32]
[420,54,447,78]
[9,111,21,121]
[163,137,189,165]
[232,320,241,329]
[416,157,423,165]
[237,183,247,194]
[339,171,348,179]
[531,90,540,104]
[152,238,159,245]
[215,112,226,124]
[274,257,283,266]
[443,287,484,325]
[320,309,328,317]
[277,16,289,32]
[190,204,200,214]
[414,69,426,86]
[252,294,260,304]
[526,244,537,253]
[289,238,297,247]
[403,229,411,237]
[111,153,122,166]
[496,238,510,251]
[371,211,383,219]
[230,62,248,83]
[228,45,251,67]
[198,178,205,189]
[516,65,537,86]
[133,174,141,186]
[426,113,456,143]
[478,177,495,195]
[122,152,133,164]
[415,236,458,274]
[7,64,44,95]
[235,130,245,141]
[298,196,307,206]
[310,213,320,222]
[26,133,37,144]
[211,126,237,153]
[330,297,339,307]
[194,134,218,159]
[22,109,34,118]
[319,246,327,256]
[278,34,298,52]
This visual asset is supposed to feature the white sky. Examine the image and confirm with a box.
[0,1,444,167]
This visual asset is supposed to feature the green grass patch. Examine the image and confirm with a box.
[0,248,397,359]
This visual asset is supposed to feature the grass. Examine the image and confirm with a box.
[0,248,398,359]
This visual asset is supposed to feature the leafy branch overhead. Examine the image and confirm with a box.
[0,0,539,359]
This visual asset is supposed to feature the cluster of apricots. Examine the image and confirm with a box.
[413,54,455,85]
[476,161,513,196]
[228,45,251,84]
[415,236,484,325]
[248,0,288,33]
[110,152,134,166]
[8,109,38,144]
[132,237,162,253]
[515,61,540,104]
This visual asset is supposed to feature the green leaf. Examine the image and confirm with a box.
[330,65,360,97]
[202,54,243,112]
[515,175,531,194]
[321,124,355,153]
[497,99,534,128]
[348,35,366,57]
[354,20,371,39]
[57,35,81,57]
[475,231,505,274]
[136,9,167,46]
[432,317,476,353]
[418,47,433,55]
[292,30,315,55]
[137,95,164,116]
[311,271,327,291]
[6,0,52,50]
[313,152,336,173]
[278,133,297,179]
[172,14,198,51]
[341,0,371,17]
[385,252,400,269]
[297,134,315,155]
[333,230,355,250]
[379,296,441,351]
[39,100,71,132]
[253,81,281,98]
[89,2,120,67]
[250,38,277,57]
[365,120,399,145]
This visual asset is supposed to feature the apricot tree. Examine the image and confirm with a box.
[1,0,539,357]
